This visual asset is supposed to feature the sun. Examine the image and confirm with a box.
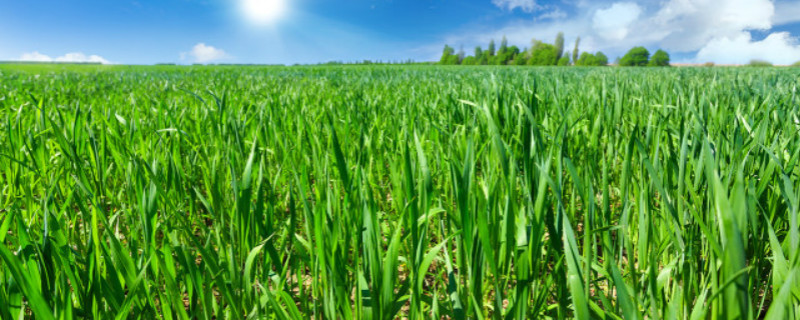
[241,0,287,25]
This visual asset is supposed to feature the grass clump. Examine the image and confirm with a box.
[747,59,773,67]
[0,64,799,319]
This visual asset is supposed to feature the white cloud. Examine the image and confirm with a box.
[637,0,800,63]
[19,51,53,62]
[17,51,111,64]
[646,0,775,52]
[492,0,538,12]
[436,0,800,64]
[774,1,800,25]
[182,43,228,63]
[538,7,567,20]
[593,3,641,41]
[696,31,800,64]
[55,53,110,64]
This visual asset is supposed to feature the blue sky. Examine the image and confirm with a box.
[1,0,800,65]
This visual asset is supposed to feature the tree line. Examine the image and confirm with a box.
[440,32,670,67]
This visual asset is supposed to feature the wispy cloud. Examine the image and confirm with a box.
[696,32,800,64]
[774,1,800,25]
[17,51,111,64]
[492,0,538,13]
[181,43,229,64]
[436,0,800,64]
[537,7,567,20]
[592,2,641,41]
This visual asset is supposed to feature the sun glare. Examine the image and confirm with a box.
[241,0,287,25]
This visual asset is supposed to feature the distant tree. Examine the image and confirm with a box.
[479,51,491,65]
[576,52,595,66]
[572,36,580,63]
[528,40,559,66]
[595,52,608,66]
[575,51,608,66]
[514,54,528,65]
[514,46,525,64]
[490,44,518,65]
[439,45,460,65]
[513,47,528,65]
[792,61,800,67]
[555,32,565,61]
[747,59,772,67]
[461,56,478,65]
[703,62,715,67]
[508,45,521,60]
[439,45,454,64]
[492,38,508,65]
[648,49,670,66]
[436,34,659,68]
[619,46,650,66]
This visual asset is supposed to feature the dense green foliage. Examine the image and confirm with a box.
[749,60,774,67]
[440,34,571,66]
[572,37,580,64]
[461,56,477,66]
[620,47,650,66]
[595,52,609,66]
[575,51,608,66]
[439,34,666,68]
[439,45,460,65]
[1,64,799,319]
[649,49,671,66]
[493,38,520,66]
[554,32,565,61]
[527,41,559,66]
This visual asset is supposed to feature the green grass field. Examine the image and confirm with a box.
[1,64,799,319]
